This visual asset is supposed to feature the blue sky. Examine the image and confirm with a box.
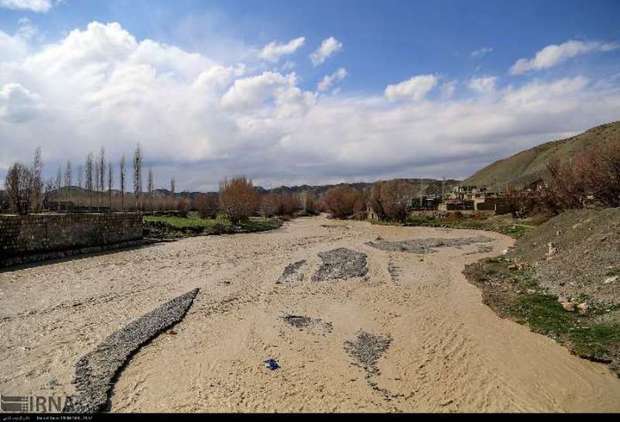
[1,0,620,190]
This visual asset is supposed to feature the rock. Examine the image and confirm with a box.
[560,301,575,312]
[546,242,558,260]
[604,276,618,284]
[508,264,518,270]
[501,249,509,255]
[526,289,536,294]
[577,303,589,315]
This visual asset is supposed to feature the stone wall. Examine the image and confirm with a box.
[0,213,143,260]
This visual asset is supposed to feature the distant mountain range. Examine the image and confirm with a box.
[464,121,620,189]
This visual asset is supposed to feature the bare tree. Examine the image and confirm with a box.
[64,160,72,203]
[5,162,33,215]
[108,162,113,211]
[98,147,105,193]
[369,180,413,222]
[85,153,94,209]
[322,186,365,219]
[31,147,43,212]
[119,154,126,211]
[147,168,154,212]
[94,159,100,208]
[133,144,142,210]
[77,165,83,189]
[53,166,61,211]
[219,176,259,224]
[195,193,219,218]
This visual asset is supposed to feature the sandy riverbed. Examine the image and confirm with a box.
[1,216,619,412]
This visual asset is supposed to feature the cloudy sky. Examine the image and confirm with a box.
[1,0,619,191]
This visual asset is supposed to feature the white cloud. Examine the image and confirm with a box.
[0,82,42,122]
[471,47,493,59]
[258,36,305,62]
[510,40,619,75]
[468,76,497,94]
[317,67,347,92]
[440,80,457,99]
[310,37,342,66]
[0,0,53,12]
[385,74,438,101]
[2,21,620,191]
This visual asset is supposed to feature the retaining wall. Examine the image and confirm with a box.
[0,213,143,261]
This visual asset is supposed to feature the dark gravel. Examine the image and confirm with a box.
[312,248,368,281]
[344,331,392,377]
[277,260,307,283]
[366,236,493,254]
[63,288,199,413]
[281,314,333,334]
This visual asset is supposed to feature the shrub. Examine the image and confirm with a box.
[219,176,259,224]
[300,192,319,215]
[176,197,191,217]
[369,180,412,222]
[194,193,219,218]
[322,186,365,219]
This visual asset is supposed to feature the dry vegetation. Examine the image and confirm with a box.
[321,186,366,219]
[505,141,620,217]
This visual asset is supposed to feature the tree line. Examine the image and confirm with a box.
[4,145,178,214]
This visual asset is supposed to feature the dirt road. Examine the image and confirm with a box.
[1,216,619,412]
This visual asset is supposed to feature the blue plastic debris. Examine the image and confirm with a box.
[264,358,280,370]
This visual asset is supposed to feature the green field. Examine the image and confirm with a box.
[143,214,282,236]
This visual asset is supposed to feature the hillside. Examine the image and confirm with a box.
[464,121,620,188]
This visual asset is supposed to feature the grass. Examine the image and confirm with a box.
[143,214,282,237]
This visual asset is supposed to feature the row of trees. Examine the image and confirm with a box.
[194,177,320,224]
[4,146,179,214]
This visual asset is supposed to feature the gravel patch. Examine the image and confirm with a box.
[312,248,368,281]
[64,288,199,413]
[344,331,392,377]
[281,314,333,334]
[366,236,493,254]
[276,260,307,284]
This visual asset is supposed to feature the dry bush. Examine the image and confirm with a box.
[506,142,620,217]
[260,193,303,217]
[176,197,191,217]
[300,192,319,215]
[194,193,219,218]
[546,141,620,210]
[219,176,259,224]
[369,180,413,222]
[322,186,365,219]
[5,163,34,215]
[259,193,279,217]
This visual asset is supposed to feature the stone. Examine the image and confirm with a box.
[604,276,617,285]
[560,301,575,312]
[546,242,558,260]
[577,303,589,315]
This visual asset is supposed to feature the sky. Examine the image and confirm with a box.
[1,0,619,191]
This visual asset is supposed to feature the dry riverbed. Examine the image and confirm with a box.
[1,216,619,412]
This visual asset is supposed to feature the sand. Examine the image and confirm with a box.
[1,215,619,412]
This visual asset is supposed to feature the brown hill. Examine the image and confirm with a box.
[464,121,620,189]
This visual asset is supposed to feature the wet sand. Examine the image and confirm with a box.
[1,216,619,412]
